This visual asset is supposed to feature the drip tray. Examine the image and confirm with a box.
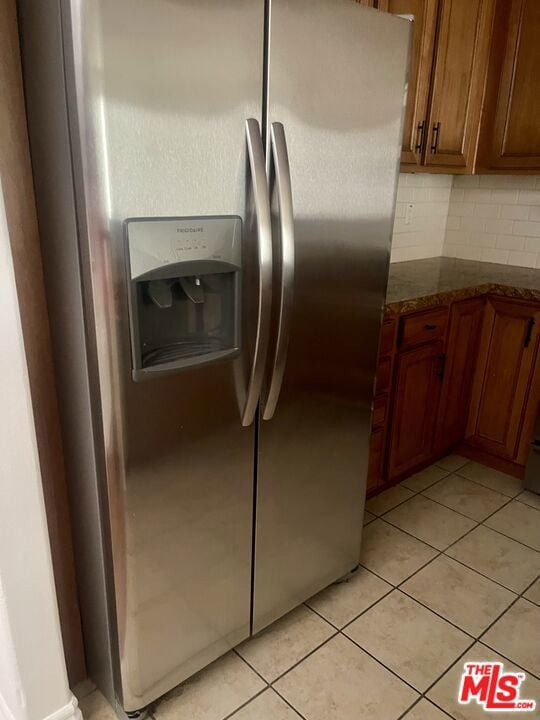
[142,338,229,367]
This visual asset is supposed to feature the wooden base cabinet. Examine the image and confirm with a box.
[388,339,445,480]
[465,298,540,461]
[434,298,485,453]
[368,295,540,496]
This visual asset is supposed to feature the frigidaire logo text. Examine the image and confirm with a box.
[177,227,203,233]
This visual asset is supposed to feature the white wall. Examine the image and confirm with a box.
[390,173,452,263]
[0,180,80,720]
[443,175,540,268]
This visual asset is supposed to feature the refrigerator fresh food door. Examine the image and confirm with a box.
[254,0,410,632]
[63,0,265,709]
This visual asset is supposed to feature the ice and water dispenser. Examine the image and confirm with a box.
[125,217,241,380]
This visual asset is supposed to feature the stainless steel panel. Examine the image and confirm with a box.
[253,0,410,632]
[63,0,264,709]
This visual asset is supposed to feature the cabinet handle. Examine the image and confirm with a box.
[425,323,437,331]
[436,353,447,380]
[415,121,426,152]
[430,122,441,154]
[524,317,536,348]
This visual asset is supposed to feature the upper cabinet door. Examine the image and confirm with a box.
[382,0,439,167]
[424,0,494,172]
[477,0,540,172]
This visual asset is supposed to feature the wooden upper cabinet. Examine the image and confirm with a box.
[424,0,494,172]
[466,298,540,462]
[381,0,438,167]
[477,0,540,172]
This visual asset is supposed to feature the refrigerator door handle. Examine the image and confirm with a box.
[262,122,295,421]
[242,118,273,427]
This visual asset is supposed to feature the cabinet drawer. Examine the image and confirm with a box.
[372,393,387,429]
[399,307,448,350]
[376,357,392,394]
[380,318,396,357]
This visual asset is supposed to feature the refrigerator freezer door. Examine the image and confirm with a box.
[254,0,410,632]
[63,0,264,709]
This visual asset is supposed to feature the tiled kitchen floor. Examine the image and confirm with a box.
[77,457,540,720]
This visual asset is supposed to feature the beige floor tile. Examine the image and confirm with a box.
[236,605,334,682]
[360,519,438,585]
[482,599,540,678]
[307,567,391,628]
[154,652,265,720]
[401,556,516,636]
[423,474,508,522]
[344,590,471,691]
[436,454,468,473]
[78,691,117,720]
[364,510,376,525]
[517,490,540,511]
[403,699,451,719]
[524,577,540,606]
[457,461,522,497]
[230,689,302,719]
[485,500,540,551]
[384,495,476,550]
[274,634,418,720]
[401,465,450,493]
[428,642,540,720]
[446,525,540,593]
[365,485,415,516]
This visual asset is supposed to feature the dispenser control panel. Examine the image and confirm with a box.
[124,215,242,380]
[126,216,242,279]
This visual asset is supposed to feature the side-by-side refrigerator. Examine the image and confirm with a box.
[19,0,410,712]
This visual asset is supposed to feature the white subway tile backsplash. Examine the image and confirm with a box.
[453,176,480,188]
[481,248,510,264]
[507,251,538,267]
[473,204,500,218]
[485,217,514,234]
[449,202,474,217]
[441,175,540,269]
[501,205,530,220]
[460,216,486,232]
[446,216,461,231]
[393,174,540,268]
[513,221,540,237]
[445,229,471,245]
[450,188,465,202]
[463,189,493,203]
[460,246,483,261]
[390,174,452,262]
[524,237,540,253]
[518,191,540,205]
[496,235,525,251]
[479,175,537,189]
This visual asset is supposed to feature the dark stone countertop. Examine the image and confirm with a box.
[385,257,540,315]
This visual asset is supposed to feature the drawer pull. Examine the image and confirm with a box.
[425,324,437,331]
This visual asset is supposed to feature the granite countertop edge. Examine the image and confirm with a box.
[385,282,540,316]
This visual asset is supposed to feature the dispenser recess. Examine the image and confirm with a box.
[125,216,241,381]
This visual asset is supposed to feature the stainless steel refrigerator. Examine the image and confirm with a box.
[19,0,410,713]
